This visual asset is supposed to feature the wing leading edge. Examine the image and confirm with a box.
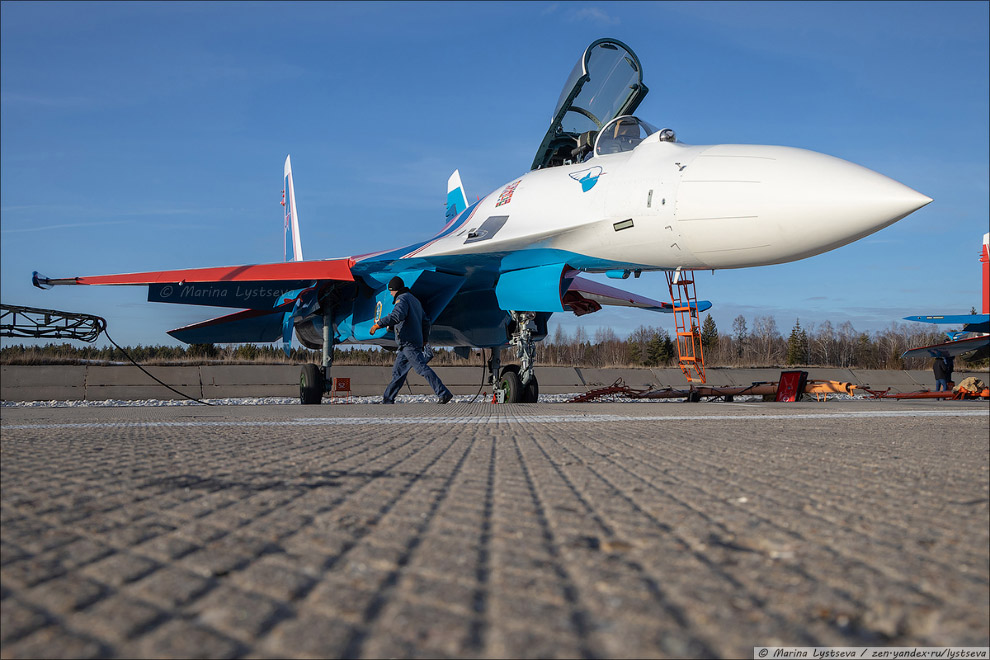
[900,335,990,359]
[33,258,355,288]
[902,314,990,334]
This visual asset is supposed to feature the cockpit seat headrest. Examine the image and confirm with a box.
[576,130,598,149]
[571,130,599,159]
[613,119,638,138]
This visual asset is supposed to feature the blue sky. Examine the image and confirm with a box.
[2,1,988,349]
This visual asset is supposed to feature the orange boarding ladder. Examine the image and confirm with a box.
[666,270,706,383]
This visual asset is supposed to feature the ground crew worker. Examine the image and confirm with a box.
[370,276,453,405]
[933,356,951,392]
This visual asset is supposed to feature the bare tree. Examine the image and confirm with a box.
[837,321,857,367]
[593,327,624,366]
[732,315,749,362]
[811,320,837,366]
[752,315,783,364]
[627,325,654,365]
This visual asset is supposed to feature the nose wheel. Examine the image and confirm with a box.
[496,364,539,403]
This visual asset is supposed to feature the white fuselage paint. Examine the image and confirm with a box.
[419,132,931,271]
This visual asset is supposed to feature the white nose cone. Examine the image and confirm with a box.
[675,145,931,267]
[769,145,931,245]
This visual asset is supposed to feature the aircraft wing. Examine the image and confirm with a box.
[33,258,355,352]
[900,334,990,359]
[167,307,286,344]
[33,258,355,288]
[903,314,990,334]
[563,275,712,316]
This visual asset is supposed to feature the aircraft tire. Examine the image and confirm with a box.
[498,367,523,403]
[300,364,324,405]
[522,375,539,403]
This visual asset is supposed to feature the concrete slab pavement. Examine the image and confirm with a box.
[2,400,988,658]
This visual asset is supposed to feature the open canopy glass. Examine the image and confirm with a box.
[531,38,649,170]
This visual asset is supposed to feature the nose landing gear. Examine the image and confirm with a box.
[492,311,540,403]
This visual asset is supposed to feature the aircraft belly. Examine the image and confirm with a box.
[432,289,509,347]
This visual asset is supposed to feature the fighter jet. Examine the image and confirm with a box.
[900,232,990,359]
[33,38,931,403]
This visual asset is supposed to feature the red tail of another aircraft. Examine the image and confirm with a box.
[981,232,988,315]
[899,232,990,359]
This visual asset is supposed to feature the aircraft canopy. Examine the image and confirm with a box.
[531,38,649,170]
[594,116,660,156]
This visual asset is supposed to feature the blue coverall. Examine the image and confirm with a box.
[378,290,451,404]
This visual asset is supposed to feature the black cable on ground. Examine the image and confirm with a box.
[400,347,488,403]
[102,326,215,406]
[467,348,489,404]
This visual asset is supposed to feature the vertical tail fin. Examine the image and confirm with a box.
[445,170,468,223]
[282,155,304,262]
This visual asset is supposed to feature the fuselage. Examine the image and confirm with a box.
[317,130,932,350]
[413,132,931,273]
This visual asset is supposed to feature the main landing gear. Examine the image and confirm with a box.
[299,307,544,405]
[491,311,540,403]
[300,306,334,405]
[300,363,324,405]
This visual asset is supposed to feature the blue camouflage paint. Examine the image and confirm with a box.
[446,186,468,222]
[148,281,313,309]
[495,263,575,312]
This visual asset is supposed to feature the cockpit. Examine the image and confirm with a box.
[531,39,672,170]
[593,116,659,157]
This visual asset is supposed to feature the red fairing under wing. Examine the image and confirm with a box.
[563,274,712,317]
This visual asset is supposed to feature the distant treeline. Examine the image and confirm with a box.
[2,314,986,370]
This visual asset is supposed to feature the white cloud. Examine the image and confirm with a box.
[568,7,620,25]
[0,221,130,234]
[0,92,99,109]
